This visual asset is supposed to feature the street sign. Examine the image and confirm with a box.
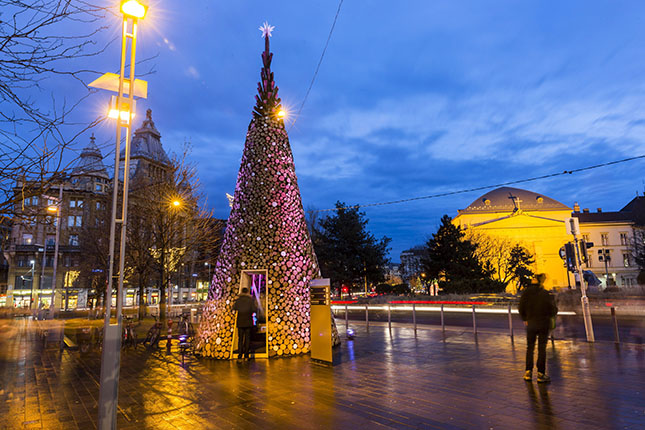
[565,217,580,235]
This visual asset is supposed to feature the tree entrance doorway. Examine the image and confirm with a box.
[231,270,269,359]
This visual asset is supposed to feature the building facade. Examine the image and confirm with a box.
[3,134,110,309]
[1,110,192,309]
[573,198,643,288]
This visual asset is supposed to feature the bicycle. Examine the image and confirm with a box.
[177,314,195,339]
[122,316,138,349]
[143,318,162,349]
[177,314,195,362]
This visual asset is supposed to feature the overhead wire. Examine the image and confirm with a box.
[289,0,344,130]
[308,154,645,213]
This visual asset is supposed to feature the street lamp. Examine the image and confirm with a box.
[48,182,63,318]
[92,1,148,428]
[29,259,35,310]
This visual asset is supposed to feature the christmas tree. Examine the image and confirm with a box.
[197,22,337,359]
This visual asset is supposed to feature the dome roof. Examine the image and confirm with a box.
[120,109,170,165]
[461,187,570,213]
[71,134,109,178]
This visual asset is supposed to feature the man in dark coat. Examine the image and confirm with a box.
[233,287,257,359]
[519,274,558,383]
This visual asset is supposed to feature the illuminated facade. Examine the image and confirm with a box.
[197,26,337,359]
[3,135,110,308]
[453,187,572,291]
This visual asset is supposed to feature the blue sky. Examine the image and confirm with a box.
[46,1,645,259]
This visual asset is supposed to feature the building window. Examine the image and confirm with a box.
[623,253,630,267]
[46,235,55,246]
[68,215,82,227]
[582,234,590,242]
[22,233,33,245]
[17,256,28,267]
[601,233,609,246]
[24,196,39,206]
[70,199,84,208]
[69,235,79,246]
[95,184,102,192]
[620,232,628,246]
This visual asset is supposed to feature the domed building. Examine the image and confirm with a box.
[453,187,572,290]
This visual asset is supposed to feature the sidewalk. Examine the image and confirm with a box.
[0,317,643,429]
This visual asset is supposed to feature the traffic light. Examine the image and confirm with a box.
[564,242,576,272]
[580,240,593,264]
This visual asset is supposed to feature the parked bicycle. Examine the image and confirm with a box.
[177,314,195,339]
[143,318,162,349]
[122,316,138,348]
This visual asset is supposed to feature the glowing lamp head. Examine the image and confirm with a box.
[121,0,147,19]
[108,95,135,123]
[172,200,181,207]
[47,206,58,213]
[277,109,286,119]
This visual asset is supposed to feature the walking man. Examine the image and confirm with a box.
[519,274,558,383]
[233,287,257,360]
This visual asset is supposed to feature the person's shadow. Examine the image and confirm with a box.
[525,381,556,429]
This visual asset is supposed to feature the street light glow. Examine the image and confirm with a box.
[172,200,181,207]
[121,0,147,19]
[47,206,58,213]
[277,109,286,119]
[108,95,135,123]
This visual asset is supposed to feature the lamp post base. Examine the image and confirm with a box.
[98,323,122,430]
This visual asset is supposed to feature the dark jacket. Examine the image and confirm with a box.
[233,294,257,328]
[519,286,558,329]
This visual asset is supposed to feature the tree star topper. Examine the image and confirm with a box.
[259,21,275,38]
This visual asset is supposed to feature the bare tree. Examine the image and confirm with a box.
[1,1,111,217]
[464,229,534,291]
[128,148,223,322]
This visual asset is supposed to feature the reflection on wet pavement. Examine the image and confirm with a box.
[0,317,643,429]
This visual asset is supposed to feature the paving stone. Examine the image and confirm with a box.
[1,317,644,429]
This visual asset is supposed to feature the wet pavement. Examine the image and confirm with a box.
[1,317,644,429]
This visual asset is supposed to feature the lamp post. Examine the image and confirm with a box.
[205,262,211,301]
[29,259,35,309]
[93,2,148,429]
[48,183,63,317]
[598,249,611,287]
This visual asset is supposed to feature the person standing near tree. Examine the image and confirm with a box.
[519,273,558,383]
[233,287,257,360]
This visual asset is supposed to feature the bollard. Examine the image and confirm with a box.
[365,304,369,332]
[472,305,477,335]
[611,307,620,344]
[388,304,391,331]
[345,304,349,330]
[508,303,514,341]
[441,303,445,331]
[412,303,417,336]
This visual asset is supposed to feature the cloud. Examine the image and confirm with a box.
[186,66,200,79]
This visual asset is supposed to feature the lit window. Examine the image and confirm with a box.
[601,233,609,246]
[22,233,33,245]
[620,232,628,246]
[623,253,630,267]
